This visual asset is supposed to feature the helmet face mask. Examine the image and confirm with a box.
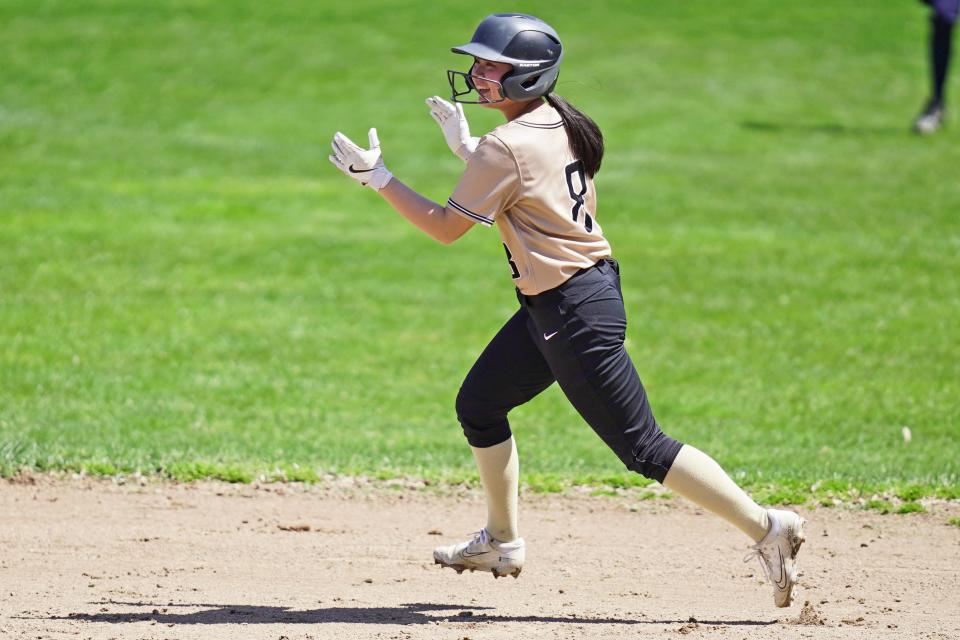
[447,69,507,104]
[448,13,562,104]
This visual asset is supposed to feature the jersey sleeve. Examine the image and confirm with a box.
[446,134,520,227]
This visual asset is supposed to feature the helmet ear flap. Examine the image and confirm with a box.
[519,73,539,89]
[493,70,511,99]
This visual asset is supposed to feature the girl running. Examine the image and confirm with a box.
[329,13,806,607]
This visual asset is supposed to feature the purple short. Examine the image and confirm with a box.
[931,0,960,23]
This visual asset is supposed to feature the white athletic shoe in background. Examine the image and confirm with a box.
[914,100,945,135]
[433,528,525,579]
[744,508,806,607]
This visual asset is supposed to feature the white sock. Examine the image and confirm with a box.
[471,437,519,543]
[663,444,770,542]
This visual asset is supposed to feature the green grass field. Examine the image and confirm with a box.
[2,1,958,503]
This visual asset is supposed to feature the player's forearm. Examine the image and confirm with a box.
[328,129,472,244]
[378,178,463,244]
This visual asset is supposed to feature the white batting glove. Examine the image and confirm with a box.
[328,128,393,191]
[426,96,479,163]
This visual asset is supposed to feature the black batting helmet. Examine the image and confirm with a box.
[448,13,563,103]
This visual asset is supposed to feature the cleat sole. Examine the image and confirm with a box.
[491,567,522,579]
[435,560,468,575]
[436,559,522,580]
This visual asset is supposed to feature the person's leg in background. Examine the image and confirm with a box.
[916,1,958,133]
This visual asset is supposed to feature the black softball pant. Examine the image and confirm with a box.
[455,258,683,483]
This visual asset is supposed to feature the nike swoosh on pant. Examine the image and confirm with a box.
[543,331,559,341]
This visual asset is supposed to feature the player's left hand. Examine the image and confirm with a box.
[426,96,479,163]
[329,128,394,191]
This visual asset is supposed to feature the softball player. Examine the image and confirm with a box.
[329,13,806,607]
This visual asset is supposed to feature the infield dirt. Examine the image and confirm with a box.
[2,476,958,639]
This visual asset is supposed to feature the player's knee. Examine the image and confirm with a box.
[455,384,501,426]
[454,385,480,425]
[626,428,684,484]
[455,387,512,448]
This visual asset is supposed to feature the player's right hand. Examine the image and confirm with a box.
[426,96,479,163]
[329,128,394,192]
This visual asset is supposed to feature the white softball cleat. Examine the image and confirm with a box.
[744,508,806,607]
[433,528,525,579]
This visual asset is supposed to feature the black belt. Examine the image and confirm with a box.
[516,258,616,307]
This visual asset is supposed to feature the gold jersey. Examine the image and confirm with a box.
[447,103,612,295]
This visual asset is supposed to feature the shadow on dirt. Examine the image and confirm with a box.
[34,600,777,627]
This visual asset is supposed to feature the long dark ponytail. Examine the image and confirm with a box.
[544,94,604,178]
